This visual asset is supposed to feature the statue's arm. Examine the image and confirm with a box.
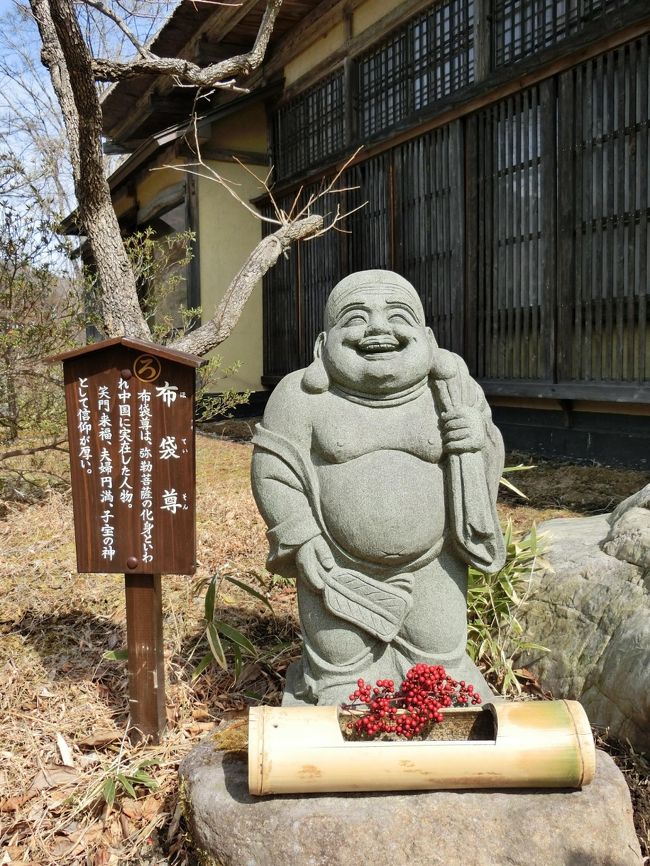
[251,372,324,580]
[435,351,504,493]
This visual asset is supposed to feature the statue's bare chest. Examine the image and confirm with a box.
[311,391,443,464]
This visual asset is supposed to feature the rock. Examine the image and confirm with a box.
[518,515,650,750]
[603,483,650,569]
[179,737,641,866]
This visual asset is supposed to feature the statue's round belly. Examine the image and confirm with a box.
[316,451,445,565]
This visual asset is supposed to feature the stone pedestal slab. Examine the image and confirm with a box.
[179,739,641,866]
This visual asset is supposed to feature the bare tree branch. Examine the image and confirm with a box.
[91,0,282,83]
[23,0,363,363]
[171,214,323,356]
[79,0,155,60]
[165,137,364,356]
[1,438,68,461]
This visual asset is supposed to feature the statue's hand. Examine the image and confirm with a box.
[295,535,334,591]
[441,406,485,454]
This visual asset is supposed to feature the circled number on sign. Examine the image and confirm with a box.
[134,354,162,383]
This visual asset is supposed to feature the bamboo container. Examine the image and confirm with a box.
[248,700,595,795]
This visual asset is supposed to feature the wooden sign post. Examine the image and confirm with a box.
[52,337,204,742]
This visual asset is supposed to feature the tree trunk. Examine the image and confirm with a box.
[31,0,150,340]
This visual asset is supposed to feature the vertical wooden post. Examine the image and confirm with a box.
[473,0,492,83]
[125,573,166,743]
[540,77,558,383]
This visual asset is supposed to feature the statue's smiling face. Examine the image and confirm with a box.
[322,290,435,394]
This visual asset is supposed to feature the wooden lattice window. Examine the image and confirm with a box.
[357,0,475,139]
[394,124,465,355]
[493,0,635,68]
[272,71,345,180]
[262,200,300,379]
[412,0,475,110]
[556,36,650,384]
[472,84,554,382]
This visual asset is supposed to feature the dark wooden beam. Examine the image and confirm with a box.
[179,143,270,165]
[480,381,650,403]
[194,36,249,65]
[148,91,199,116]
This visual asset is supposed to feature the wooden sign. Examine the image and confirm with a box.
[53,337,204,575]
[51,337,205,743]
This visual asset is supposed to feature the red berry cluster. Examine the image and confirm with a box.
[344,664,481,740]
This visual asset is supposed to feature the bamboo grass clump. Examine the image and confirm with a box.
[248,700,595,795]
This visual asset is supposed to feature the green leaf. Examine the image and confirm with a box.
[102,777,116,808]
[137,758,161,769]
[502,464,536,474]
[499,475,529,499]
[215,620,256,655]
[130,771,158,790]
[206,622,227,670]
[116,773,136,799]
[192,651,214,680]
[102,649,128,662]
[223,575,273,612]
[204,574,217,624]
[232,643,242,682]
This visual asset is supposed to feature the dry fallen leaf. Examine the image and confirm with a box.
[120,794,162,822]
[192,706,211,721]
[76,731,120,748]
[92,847,112,866]
[0,793,36,812]
[56,732,75,767]
[28,764,79,793]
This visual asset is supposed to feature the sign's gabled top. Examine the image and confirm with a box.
[49,336,206,368]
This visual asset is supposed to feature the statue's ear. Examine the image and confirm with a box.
[302,332,330,393]
[425,326,438,351]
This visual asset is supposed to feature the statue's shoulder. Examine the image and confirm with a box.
[261,369,314,441]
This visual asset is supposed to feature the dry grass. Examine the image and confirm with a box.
[0,430,648,864]
[0,433,298,865]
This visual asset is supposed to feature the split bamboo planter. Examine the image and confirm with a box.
[248,700,595,795]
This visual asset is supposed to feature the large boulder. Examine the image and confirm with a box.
[518,514,650,750]
[602,483,650,569]
[179,738,641,866]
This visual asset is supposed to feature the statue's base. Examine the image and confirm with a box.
[179,737,640,866]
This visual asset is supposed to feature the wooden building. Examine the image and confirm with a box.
[100,0,650,465]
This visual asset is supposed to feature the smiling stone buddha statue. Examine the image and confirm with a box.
[252,270,506,705]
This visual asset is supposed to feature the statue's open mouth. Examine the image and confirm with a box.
[357,338,402,357]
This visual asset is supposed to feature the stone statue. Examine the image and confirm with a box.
[251,270,506,705]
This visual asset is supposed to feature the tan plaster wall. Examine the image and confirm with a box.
[113,189,136,220]
[198,161,267,392]
[205,102,268,152]
[353,0,402,37]
[282,0,404,86]
[136,161,185,210]
[284,21,345,85]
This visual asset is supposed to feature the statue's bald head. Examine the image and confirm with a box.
[325,270,425,330]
